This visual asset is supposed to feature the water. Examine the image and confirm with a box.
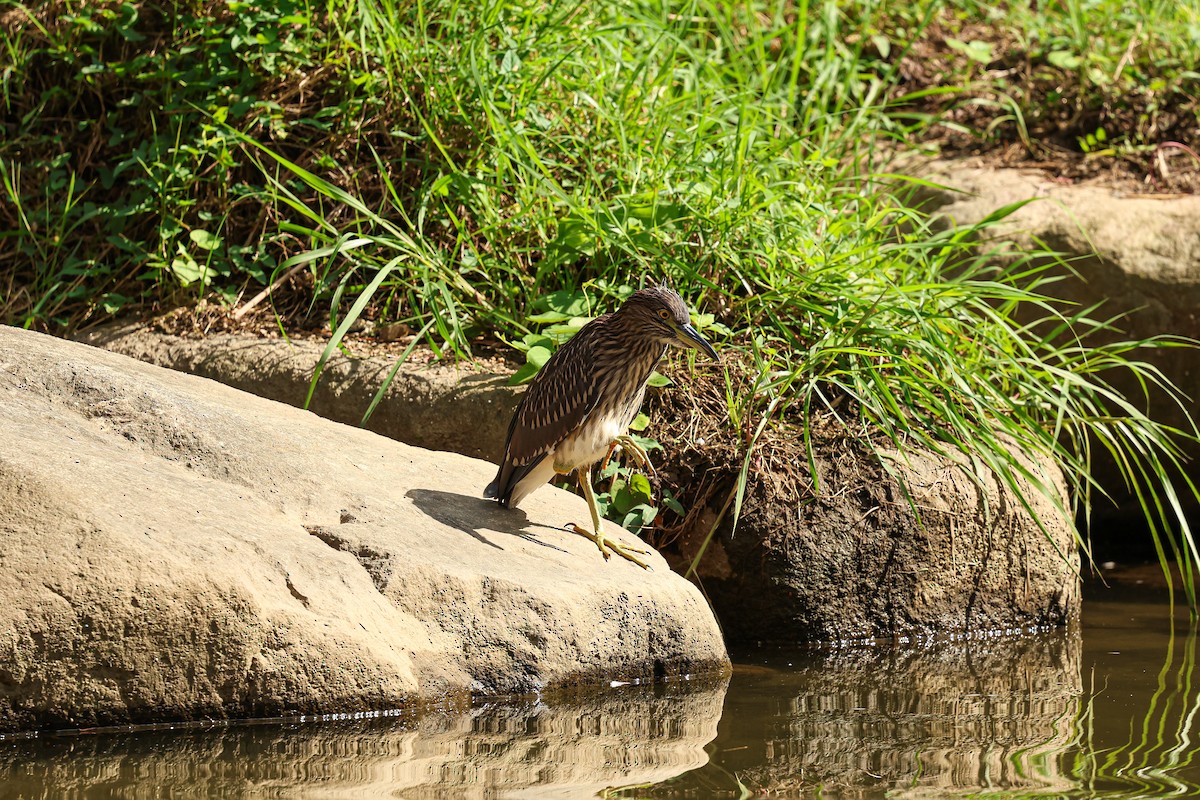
[1,599,1196,799]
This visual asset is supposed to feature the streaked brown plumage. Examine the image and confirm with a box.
[486,286,719,567]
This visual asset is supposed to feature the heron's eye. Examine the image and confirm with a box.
[658,309,671,320]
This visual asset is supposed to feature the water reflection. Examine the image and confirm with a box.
[3,602,1199,799]
[640,601,1200,799]
[0,681,726,799]
[1069,601,1200,799]
[685,632,1083,798]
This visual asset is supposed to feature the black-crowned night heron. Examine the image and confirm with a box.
[486,286,719,568]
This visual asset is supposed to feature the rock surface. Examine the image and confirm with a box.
[79,322,517,462]
[685,436,1080,644]
[0,326,728,733]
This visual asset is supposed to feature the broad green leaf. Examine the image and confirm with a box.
[525,345,552,369]
[500,48,521,74]
[1047,50,1081,69]
[189,229,222,251]
[100,292,131,315]
[170,248,203,286]
[630,434,663,452]
[628,472,653,503]
[537,289,591,316]
[526,311,572,324]
[613,485,637,515]
[544,318,591,339]
[946,38,993,64]
[516,333,554,352]
[622,504,657,531]
[547,216,596,257]
[662,492,685,516]
[508,361,540,385]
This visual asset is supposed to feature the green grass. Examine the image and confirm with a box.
[3,0,1199,599]
[0,0,319,324]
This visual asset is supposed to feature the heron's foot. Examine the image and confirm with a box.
[610,434,658,479]
[567,523,652,570]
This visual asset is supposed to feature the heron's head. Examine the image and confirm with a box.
[621,286,719,361]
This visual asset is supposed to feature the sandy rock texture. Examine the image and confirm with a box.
[0,326,728,733]
[80,322,517,462]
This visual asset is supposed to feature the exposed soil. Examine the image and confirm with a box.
[891,22,1200,195]
[146,299,517,373]
[641,353,853,553]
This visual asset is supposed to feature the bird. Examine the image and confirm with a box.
[486,285,719,569]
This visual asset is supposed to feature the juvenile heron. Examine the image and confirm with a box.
[486,286,719,568]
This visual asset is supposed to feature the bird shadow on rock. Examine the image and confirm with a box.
[406,488,569,554]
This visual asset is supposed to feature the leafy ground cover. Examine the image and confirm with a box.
[3,0,1198,594]
[884,0,1200,191]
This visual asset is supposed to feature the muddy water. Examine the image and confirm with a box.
[1,598,1195,799]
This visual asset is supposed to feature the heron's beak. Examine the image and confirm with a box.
[677,323,720,361]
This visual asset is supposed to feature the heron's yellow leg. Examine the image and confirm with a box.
[611,434,657,479]
[568,465,652,570]
[599,441,619,473]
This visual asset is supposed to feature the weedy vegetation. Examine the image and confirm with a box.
[876,0,1200,188]
[3,0,1199,596]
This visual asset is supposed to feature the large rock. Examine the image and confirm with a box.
[0,326,728,733]
[673,433,1080,644]
[913,162,1200,303]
